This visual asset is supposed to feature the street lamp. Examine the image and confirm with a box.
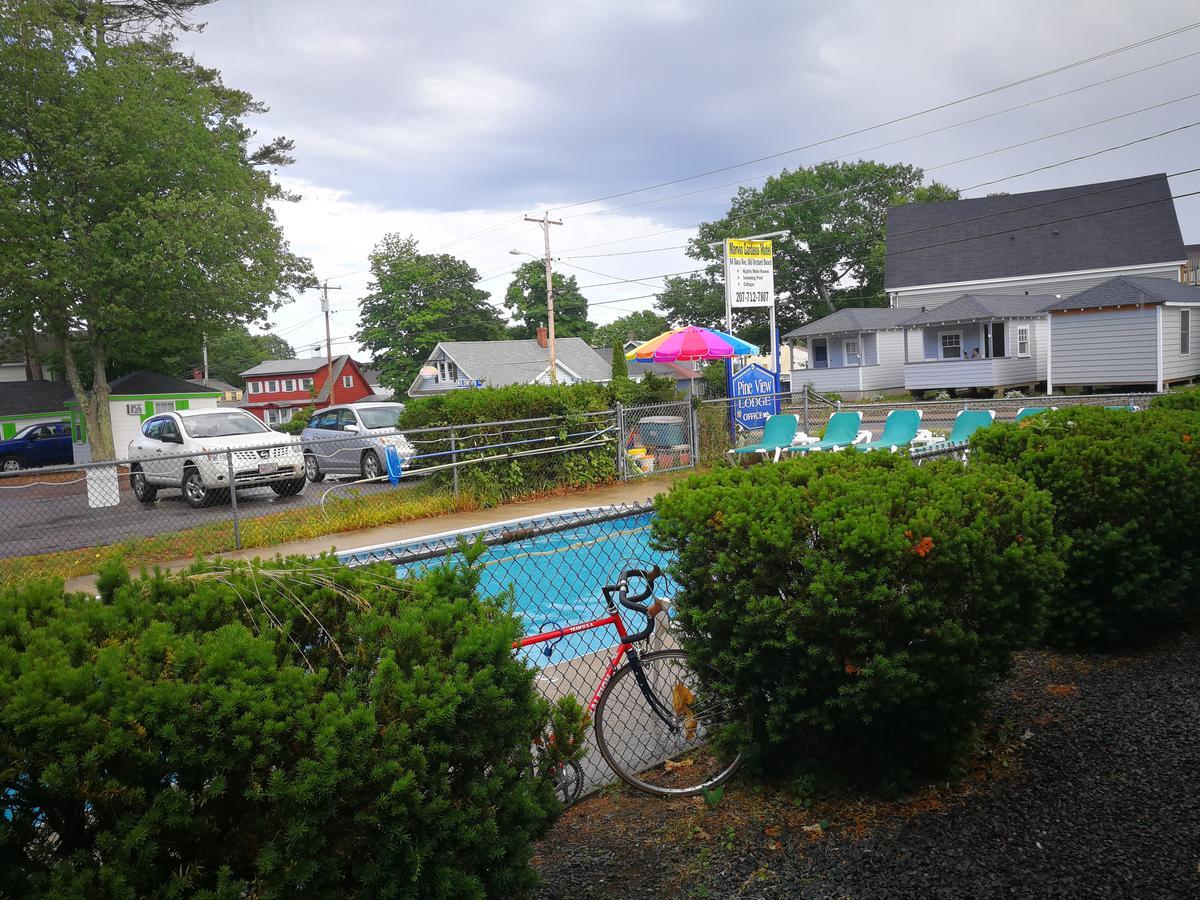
[510,247,559,384]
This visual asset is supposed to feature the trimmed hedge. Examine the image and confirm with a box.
[652,453,1060,778]
[0,555,578,899]
[1150,387,1200,412]
[971,406,1200,649]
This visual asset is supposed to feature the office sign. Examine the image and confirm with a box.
[731,363,778,429]
[725,239,775,309]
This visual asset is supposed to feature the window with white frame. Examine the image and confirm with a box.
[301,377,313,391]
[940,332,962,360]
[283,379,295,392]
[342,374,354,388]
[154,400,177,413]
[266,380,278,392]
[811,339,828,368]
[1016,326,1030,358]
[248,381,260,394]
[843,338,860,365]
[1182,309,1191,355]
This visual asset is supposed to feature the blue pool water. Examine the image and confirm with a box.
[389,510,676,663]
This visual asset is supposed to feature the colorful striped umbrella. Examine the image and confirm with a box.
[625,326,759,363]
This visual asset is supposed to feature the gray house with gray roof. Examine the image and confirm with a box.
[1041,275,1200,393]
[408,335,613,398]
[784,308,913,399]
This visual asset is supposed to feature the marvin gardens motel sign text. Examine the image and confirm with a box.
[725,238,775,309]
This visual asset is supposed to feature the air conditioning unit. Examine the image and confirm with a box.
[125,403,144,416]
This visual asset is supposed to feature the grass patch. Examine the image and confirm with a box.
[0,483,474,584]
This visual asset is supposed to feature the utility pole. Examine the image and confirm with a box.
[201,332,209,385]
[524,212,563,384]
[320,279,342,403]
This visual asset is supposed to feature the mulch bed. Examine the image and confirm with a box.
[533,632,1200,898]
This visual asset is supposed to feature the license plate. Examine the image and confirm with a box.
[258,462,278,474]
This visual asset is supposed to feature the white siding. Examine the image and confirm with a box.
[904,356,1038,391]
[791,364,862,395]
[893,262,1183,311]
[1049,308,1158,386]
[867,331,907,392]
[1161,306,1200,383]
[108,396,220,457]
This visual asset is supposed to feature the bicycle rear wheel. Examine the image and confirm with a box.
[592,649,743,797]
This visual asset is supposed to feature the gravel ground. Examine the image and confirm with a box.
[533,632,1200,899]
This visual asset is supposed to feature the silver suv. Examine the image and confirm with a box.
[300,402,413,482]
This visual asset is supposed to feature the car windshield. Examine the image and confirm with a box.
[182,412,271,438]
[358,406,403,429]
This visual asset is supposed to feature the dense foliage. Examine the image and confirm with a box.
[503,260,592,340]
[1,554,578,899]
[591,310,669,348]
[276,404,315,434]
[652,453,1060,778]
[357,234,506,393]
[398,383,619,504]
[1149,387,1200,412]
[610,341,629,379]
[971,406,1200,649]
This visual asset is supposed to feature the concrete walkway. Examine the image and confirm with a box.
[64,474,687,594]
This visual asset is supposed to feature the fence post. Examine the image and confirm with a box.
[836,399,842,412]
[802,386,810,434]
[615,402,625,481]
[450,427,459,502]
[225,449,242,550]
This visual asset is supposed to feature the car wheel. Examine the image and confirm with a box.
[270,477,306,497]
[304,452,325,483]
[130,463,158,503]
[361,450,382,481]
[0,456,23,473]
[182,465,213,508]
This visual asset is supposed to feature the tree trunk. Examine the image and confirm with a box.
[59,335,116,461]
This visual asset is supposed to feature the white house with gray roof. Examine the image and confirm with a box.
[784,308,913,399]
[885,174,1187,311]
[902,294,1052,396]
[1041,275,1200,393]
[408,333,613,398]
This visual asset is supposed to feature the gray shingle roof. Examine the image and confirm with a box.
[783,308,915,339]
[1040,275,1200,311]
[187,378,239,394]
[885,174,1185,290]
[240,356,338,377]
[904,294,1056,326]
[0,380,74,417]
[108,371,221,395]
[424,338,612,390]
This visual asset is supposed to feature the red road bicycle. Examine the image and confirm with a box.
[515,566,744,800]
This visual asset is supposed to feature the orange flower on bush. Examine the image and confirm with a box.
[843,658,861,675]
[903,529,913,539]
[1014,534,1025,544]
[1183,434,1193,443]
[911,536,935,558]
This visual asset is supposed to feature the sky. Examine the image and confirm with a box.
[176,0,1200,360]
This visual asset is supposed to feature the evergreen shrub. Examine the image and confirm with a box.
[971,405,1200,648]
[1,554,579,899]
[652,453,1060,778]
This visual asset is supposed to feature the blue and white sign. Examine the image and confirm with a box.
[731,363,779,430]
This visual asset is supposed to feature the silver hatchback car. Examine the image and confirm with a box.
[300,402,413,482]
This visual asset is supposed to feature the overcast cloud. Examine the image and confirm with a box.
[176,0,1200,357]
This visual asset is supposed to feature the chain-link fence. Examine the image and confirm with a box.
[341,502,672,795]
[0,402,701,585]
[701,387,1159,459]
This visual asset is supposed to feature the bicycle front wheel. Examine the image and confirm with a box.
[593,649,743,797]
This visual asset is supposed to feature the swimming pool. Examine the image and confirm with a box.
[339,505,675,663]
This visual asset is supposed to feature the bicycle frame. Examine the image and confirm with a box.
[512,589,678,728]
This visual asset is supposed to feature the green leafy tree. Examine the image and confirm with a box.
[610,340,629,379]
[503,261,592,340]
[356,234,505,393]
[592,310,669,348]
[0,2,313,458]
[663,161,958,343]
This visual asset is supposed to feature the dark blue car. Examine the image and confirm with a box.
[0,422,74,472]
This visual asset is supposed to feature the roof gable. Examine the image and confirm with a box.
[0,380,74,417]
[886,174,1185,290]
[1041,275,1200,311]
[783,307,916,339]
[905,294,1056,326]
[240,357,340,377]
[417,338,612,388]
[108,371,222,396]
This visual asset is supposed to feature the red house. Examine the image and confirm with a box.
[239,355,374,426]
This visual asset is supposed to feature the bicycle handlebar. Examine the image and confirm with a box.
[603,565,664,644]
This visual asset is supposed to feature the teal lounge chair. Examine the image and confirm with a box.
[922,409,995,455]
[789,410,863,454]
[729,414,799,462]
[1014,407,1052,423]
[856,409,922,452]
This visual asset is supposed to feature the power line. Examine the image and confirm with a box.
[546,22,1200,214]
